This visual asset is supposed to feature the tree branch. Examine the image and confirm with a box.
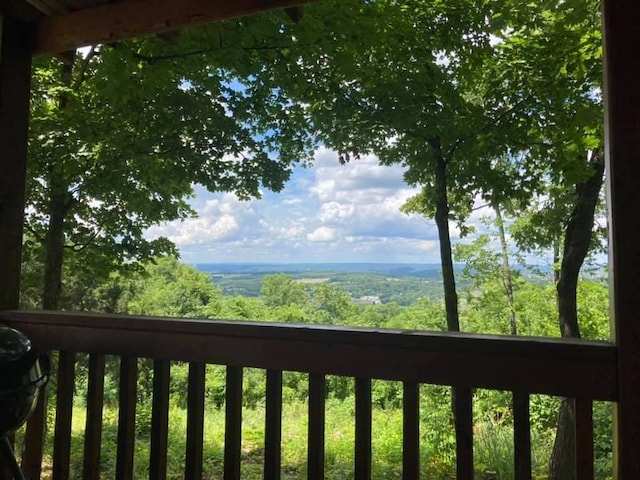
[64,230,101,253]
[446,97,531,159]
[72,45,98,89]
[111,42,297,66]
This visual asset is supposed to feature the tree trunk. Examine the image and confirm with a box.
[556,150,605,339]
[430,139,468,471]
[432,140,460,332]
[548,149,605,480]
[494,204,517,335]
[549,398,577,480]
[41,57,75,311]
[42,189,71,310]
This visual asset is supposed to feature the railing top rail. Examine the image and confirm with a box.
[0,310,618,401]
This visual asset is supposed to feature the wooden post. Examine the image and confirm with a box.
[602,1,640,479]
[0,15,32,480]
[0,15,32,311]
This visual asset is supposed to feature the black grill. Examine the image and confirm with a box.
[0,325,49,480]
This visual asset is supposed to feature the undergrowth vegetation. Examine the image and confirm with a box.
[14,368,612,479]
[14,257,613,479]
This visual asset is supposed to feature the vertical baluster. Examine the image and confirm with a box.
[185,362,206,480]
[224,366,244,480]
[307,374,325,480]
[575,398,594,480]
[150,360,171,480]
[355,378,371,480]
[513,392,532,480]
[264,369,282,480]
[115,356,137,480]
[21,388,47,479]
[52,351,75,480]
[403,382,420,480]
[454,386,473,480]
[82,354,105,480]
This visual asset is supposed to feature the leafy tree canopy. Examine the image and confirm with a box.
[26,17,315,308]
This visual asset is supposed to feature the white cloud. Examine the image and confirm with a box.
[417,240,438,251]
[309,149,408,204]
[147,214,238,245]
[143,146,482,263]
[318,202,356,223]
[307,226,337,242]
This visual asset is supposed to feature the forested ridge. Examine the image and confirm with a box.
[196,263,464,305]
[195,262,601,306]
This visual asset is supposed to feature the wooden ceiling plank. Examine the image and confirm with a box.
[25,0,68,16]
[33,0,316,55]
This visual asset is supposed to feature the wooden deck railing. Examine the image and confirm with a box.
[0,310,618,480]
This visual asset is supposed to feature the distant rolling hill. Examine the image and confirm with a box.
[192,263,465,305]
[194,262,453,277]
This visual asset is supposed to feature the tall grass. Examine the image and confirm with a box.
[13,396,563,480]
[474,420,555,480]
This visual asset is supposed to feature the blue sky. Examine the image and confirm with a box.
[145,147,497,264]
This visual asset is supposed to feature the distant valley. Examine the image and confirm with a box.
[193,263,466,306]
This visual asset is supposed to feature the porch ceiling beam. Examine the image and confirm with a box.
[32,0,316,55]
